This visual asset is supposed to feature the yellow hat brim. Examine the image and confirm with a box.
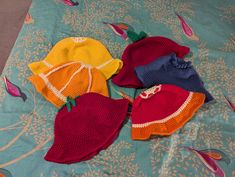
[98,59,123,79]
[28,61,51,75]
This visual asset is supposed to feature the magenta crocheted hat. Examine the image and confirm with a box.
[112,36,190,88]
[44,93,129,164]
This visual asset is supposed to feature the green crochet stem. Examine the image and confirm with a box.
[59,95,80,112]
[66,96,76,112]
[127,30,148,43]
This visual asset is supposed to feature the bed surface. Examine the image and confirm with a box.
[0,0,31,74]
[0,0,234,176]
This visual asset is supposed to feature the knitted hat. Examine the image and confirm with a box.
[135,53,213,102]
[131,84,205,140]
[112,36,190,88]
[28,37,123,79]
[28,61,109,108]
[44,93,129,164]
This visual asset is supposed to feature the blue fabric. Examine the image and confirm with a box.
[135,53,214,102]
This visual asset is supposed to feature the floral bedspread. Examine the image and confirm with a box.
[0,0,234,176]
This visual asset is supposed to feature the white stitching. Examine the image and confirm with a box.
[42,60,53,68]
[45,61,79,77]
[132,92,193,128]
[40,61,95,104]
[71,37,87,43]
[39,74,67,102]
[140,85,162,99]
[59,65,85,93]
[96,59,114,69]
[87,67,92,92]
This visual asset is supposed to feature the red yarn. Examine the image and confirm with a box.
[44,93,129,164]
[132,85,189,124]
[131,84,205,139]
[112,36,190,88]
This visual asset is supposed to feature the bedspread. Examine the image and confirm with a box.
[0,0,234,176]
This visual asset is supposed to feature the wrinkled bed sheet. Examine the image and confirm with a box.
[0,0,234,176]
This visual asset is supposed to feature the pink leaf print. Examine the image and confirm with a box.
[103,22,128,40]
[223,94,235,112]
[59,0,79,6]
[3,76,27,101]
[176,13,199,41]
[200,148,231,164]
[183,147,226,177]
[24,12,34,24]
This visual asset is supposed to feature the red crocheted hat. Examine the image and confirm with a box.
[112,36,190,88]
[131,84,205,140]
[44,93,129,164]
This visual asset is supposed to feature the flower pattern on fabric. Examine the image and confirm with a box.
[89,141,147,177]
[218,5,235,24]
[220,34,235,52]
[188,42,235,121]
[0,0,235,176]
[3,29,51,86]
[0,79,6,105]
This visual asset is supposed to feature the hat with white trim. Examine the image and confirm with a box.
[28,37,123,79]
[131,84,205,140]
[28,61,108,108]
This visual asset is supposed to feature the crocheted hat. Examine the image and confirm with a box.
[135,53,213,102]
[44,93,129,164]
[112,36,190,88]
[28,61,109,108]
[28,37,123,79]
[131,84,205,140]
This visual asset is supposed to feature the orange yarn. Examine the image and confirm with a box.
[28,61,109,108]
[132,92,205,140]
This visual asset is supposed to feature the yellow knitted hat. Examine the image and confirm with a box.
[28,61,109,108]
[28,37,123,79]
